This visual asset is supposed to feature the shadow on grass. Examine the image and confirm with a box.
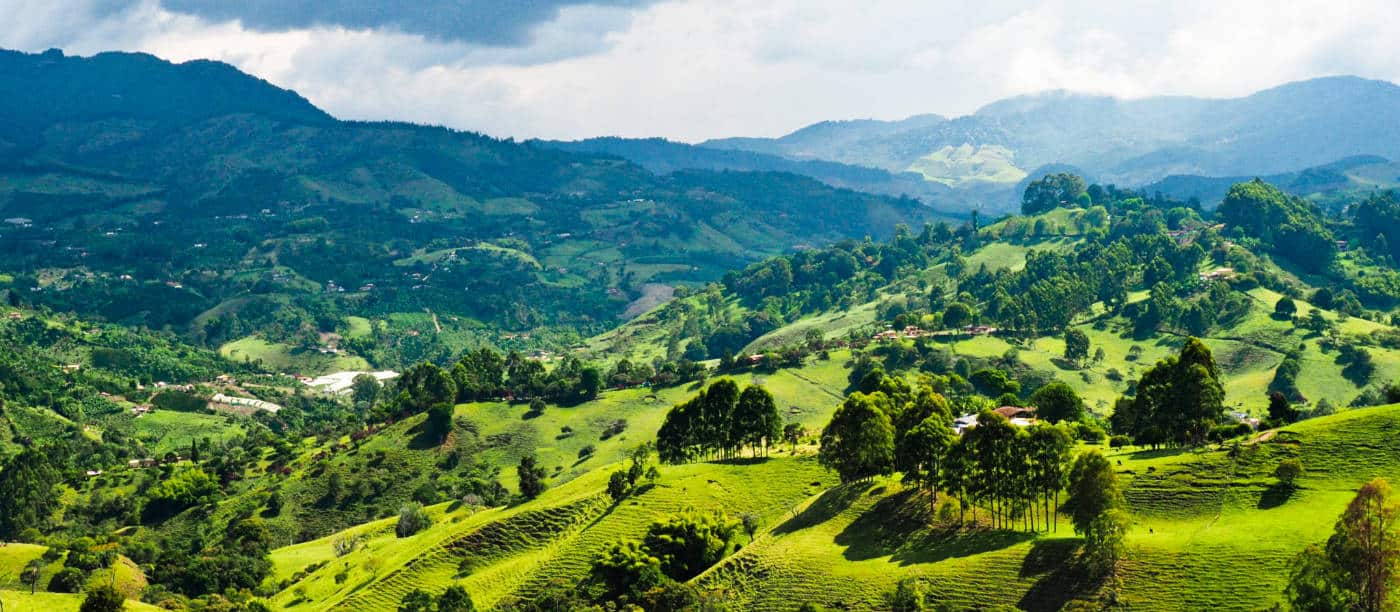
[711,456,772,466]
[836,489,1035,564]
[771,483,867,535]
[1258,483,1298,509]
[1017,539,1107,612]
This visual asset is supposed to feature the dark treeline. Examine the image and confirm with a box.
[374,348,707,423]
[1109,338,1226,447]
[655,379,782,462]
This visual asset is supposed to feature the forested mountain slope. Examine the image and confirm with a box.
[0,48,944,369]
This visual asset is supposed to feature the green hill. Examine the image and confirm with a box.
[0,48,948,371]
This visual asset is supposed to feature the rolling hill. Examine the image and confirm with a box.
[0,48,947,367]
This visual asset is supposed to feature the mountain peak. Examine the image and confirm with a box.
[0,47,333,141]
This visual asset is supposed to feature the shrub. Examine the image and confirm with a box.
[79,585,125,612]
[577,444,596,459]
[48,567,87,593]
[600,419,628,440]
[1076,423,1107,443]
[396,503,431,538]
[1275,458,1304,487]
[1108,435,1131,449]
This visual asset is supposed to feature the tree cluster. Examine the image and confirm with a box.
[655,380,782,463]
[1110,338,1225,447]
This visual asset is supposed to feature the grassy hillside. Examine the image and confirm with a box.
[267,395,1400,610]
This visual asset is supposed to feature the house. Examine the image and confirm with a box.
[131,405,152,415]
[5,311,21,320]
[127,458,158,469]
[85,470,103,477]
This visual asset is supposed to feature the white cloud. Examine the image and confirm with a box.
[3,0,1400,141]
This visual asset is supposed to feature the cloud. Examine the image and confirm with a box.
[3,0,1400,141]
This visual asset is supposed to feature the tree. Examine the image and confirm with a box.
[425,402,455,445]
[1276,458,1304,488]
[1276,296,1299,319]
[351,373,382,406]
[782,423,803,452]
[577,366,604,401]
[1287,479,1400,612]
[399,589,435,612]
[1123,338,1224,447]
[1030,382,1084,424]
[437,585,476,612]
[48,567,86,593]
[396,503,432,538]
[1063,329,1090,366]
[642,512,739,581]
[1062,451,1128,573]
[1269,391,1300,425]
[517,455,547,499]
[942,302,973,330]
[397,362,457,413]
[896,416,953,509]
[607,470,630,501]
[1027,423,1073,532]
[740,512,760,541]
[590,540,665,601]
[79,585,125,612]
[21,558,44,594]
[733,385,781,456]
[1022,173,1087,215]
[0,448,59,540]
[819,392,896,483]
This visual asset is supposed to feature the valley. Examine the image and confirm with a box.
[7,45,1400,612]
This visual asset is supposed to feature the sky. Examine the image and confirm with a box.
[4,0,1400,142]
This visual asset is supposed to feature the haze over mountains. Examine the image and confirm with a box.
[548,75,1400,212]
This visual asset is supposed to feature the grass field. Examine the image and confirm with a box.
[267,401,1400,610]
[0,590,164,612]
[220,337,370,376]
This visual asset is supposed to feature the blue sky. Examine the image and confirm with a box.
[4,0,1399,141]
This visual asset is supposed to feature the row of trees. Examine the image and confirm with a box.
[655,380,783,462]
[817,378,1077,532]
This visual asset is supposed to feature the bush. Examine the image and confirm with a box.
[1108,435,1131,449]
[600,419,628,440]
[1076,423,1106,443]
[1275,458,1304,487]
[48,567,87,593]
[1208,423,1252,442]
[577,444,596,459]
[396,503,431,538]
[79,585,125,612]
[607,471,630,501]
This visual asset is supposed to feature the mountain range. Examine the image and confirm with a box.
[0,48,942,354]
[546,76,1400,212]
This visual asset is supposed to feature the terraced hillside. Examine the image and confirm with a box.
[266,401,1400,610]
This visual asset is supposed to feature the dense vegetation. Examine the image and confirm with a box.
[10,49,1400,610]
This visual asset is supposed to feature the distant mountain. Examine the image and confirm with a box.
[536,136,960,214]
[695,76,1400,205]
[1145,155,1399,208]
[0,48,332,148]
[0,48,944,353]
